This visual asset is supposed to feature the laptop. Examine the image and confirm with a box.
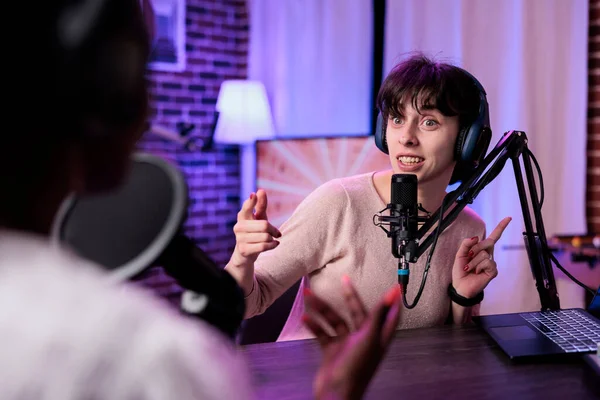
[474,287,600,360]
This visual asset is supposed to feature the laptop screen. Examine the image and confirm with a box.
[588,287,600,318]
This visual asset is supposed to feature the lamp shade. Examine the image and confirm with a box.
[213,80,275,144]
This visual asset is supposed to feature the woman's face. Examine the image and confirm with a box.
[385,104,459,186]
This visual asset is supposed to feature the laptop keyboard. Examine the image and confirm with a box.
[520,309,600,353]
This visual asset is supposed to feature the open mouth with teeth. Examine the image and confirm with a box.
[397,156,424,166]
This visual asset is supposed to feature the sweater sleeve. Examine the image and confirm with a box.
[243,179,350,318]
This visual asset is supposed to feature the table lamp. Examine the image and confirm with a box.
[214,80,275,144]
[213,80,276,205]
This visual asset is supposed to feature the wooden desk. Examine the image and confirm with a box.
[241,324,599,399]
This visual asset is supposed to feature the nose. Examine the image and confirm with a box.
[398,125,419,147]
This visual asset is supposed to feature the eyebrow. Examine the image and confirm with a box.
[392,106,440,115]
[393,101,437,112]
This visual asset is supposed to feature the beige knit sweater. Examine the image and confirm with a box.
[244,172,486,341]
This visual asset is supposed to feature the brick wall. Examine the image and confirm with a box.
[589,0,600,233]
[134,0,248,305]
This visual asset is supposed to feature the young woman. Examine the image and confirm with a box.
[226,54,512,342]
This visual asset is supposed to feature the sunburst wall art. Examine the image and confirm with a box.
[256,136,391,227]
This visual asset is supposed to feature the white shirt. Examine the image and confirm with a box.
[0,230,253,400]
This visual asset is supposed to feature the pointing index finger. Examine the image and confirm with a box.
[487,217,512,243]
[238,193,257,221]
[254,189,269,220]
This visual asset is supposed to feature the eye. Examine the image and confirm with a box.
[391,117,402,125]
[423,119,438,127]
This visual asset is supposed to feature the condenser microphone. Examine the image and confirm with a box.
[390,174,419,289]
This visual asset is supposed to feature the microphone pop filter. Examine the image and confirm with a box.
[50,152,245,338]
[51,152,187,281]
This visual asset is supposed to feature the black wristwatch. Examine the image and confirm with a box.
[448,284,484,307]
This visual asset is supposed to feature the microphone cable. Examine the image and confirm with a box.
[402,194,447,309]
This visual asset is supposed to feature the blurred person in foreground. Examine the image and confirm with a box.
[0,1,401,399]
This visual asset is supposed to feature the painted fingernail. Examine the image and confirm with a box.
[303,288,313,297]
[384,286,401,305]
[341,275,351,286]
[468,250,474,258]
[249,193,255,200]
[471,236,478,240]
[464,264,469,271]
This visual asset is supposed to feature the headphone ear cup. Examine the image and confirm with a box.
[459,121,491,165]
[471,126,492,165]
[455,125,469,162]
[57,0,149,139]
[374,113,389,154]
[451,124,492,184]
